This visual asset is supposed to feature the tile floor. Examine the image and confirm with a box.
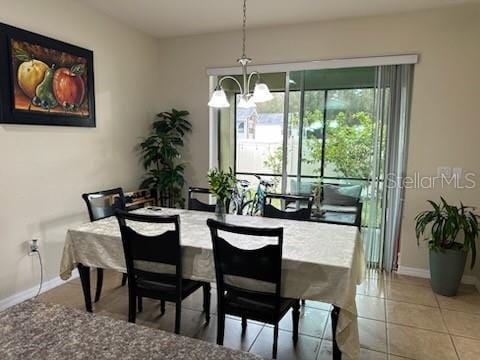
[37,270,480,360]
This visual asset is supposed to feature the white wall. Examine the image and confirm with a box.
[0,0,161,301]
[155,4,480,276]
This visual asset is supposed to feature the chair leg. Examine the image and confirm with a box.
[174,300,182,334]
[160,300,166,315]
[272,323,279,359]
[241,317,247,332]
[292,300,300,344]
[128,291,137,323]
[331,306,342,360]
[217,311,225,345]
[137,296,143,312]
[203,283,211,323]
[121,273,127,286]
[94,268,103,303]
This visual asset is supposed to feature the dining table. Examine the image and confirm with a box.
[60,208,366,360]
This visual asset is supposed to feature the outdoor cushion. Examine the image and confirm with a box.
[322,184,362,206]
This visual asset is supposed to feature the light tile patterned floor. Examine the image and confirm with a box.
[37,270,480,359]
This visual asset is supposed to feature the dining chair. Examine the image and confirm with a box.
[263,193,313,307]
[81,187,128,302]
[188,187,216,212]
[263,193,313,221]
[116,210,211,334]
[207,218,300,359]
[320,183,363,228]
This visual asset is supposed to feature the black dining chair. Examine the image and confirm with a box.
[116,210,211,334]
[263,193,313,307]
[188,187,216,212]
[263,193,313,221]
[207,218,300,359]
[82,187,128,302]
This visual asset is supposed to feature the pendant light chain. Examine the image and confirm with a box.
[242,0,247,59]
[208,0,273,108]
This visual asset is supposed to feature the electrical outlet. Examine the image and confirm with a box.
[29,239,39,256]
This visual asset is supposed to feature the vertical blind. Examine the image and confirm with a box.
[364,64,413,270]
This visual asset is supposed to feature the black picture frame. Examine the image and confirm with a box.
[0,23,95,127]
[0,24,8,123]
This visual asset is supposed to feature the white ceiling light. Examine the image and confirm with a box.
[208,0,273,109]
[208,88,230,108]
[237,96,256,109]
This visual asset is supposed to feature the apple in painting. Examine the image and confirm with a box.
[17,59,48,99]
[52,67,86,110]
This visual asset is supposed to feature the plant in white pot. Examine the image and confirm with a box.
[207,167,236,218]
[415,197,479,296]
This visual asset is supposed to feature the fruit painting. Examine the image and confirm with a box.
[0,23,95,127]
[12,40,88,114]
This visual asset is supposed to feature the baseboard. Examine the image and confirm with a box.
[0,270,79,312]
[397,265,477,285]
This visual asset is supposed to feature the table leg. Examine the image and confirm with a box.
[78,263,92,313]
[331,305,342,360]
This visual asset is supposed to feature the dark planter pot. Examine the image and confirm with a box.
[429,248,467,296]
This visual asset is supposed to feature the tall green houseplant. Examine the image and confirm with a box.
[415,197,479,296]
[139,109,192,208]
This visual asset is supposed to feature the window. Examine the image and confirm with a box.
[219,68,376,194]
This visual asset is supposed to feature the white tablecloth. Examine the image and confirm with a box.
[60,208,365,359]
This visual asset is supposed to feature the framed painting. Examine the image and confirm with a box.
[0,24,95,127]
[0,24,8,123]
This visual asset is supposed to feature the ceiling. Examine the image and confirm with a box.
[78,0,476,38]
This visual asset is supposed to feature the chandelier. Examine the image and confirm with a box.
[208,0,273,108]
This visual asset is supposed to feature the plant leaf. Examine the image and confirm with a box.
[14,48,32,62]
[71,63,86,76]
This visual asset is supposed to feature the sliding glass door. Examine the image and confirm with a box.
[215,64,413,270]
[220,68,377,195]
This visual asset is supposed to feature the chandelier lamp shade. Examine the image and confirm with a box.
[208,0,273,109]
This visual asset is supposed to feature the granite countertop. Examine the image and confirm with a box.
[0,300,261,360]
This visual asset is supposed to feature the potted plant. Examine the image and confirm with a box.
[415,197,479,296]
[207,167,236,217]
[138,109,192,208]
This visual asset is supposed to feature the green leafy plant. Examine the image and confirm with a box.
[263,111,374,180]
[306,111,374,178]
[207,167,237,204]
[415,197,479,268]
[139,109,192,208]
[263,146,283,175]
[263,146,282,192]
